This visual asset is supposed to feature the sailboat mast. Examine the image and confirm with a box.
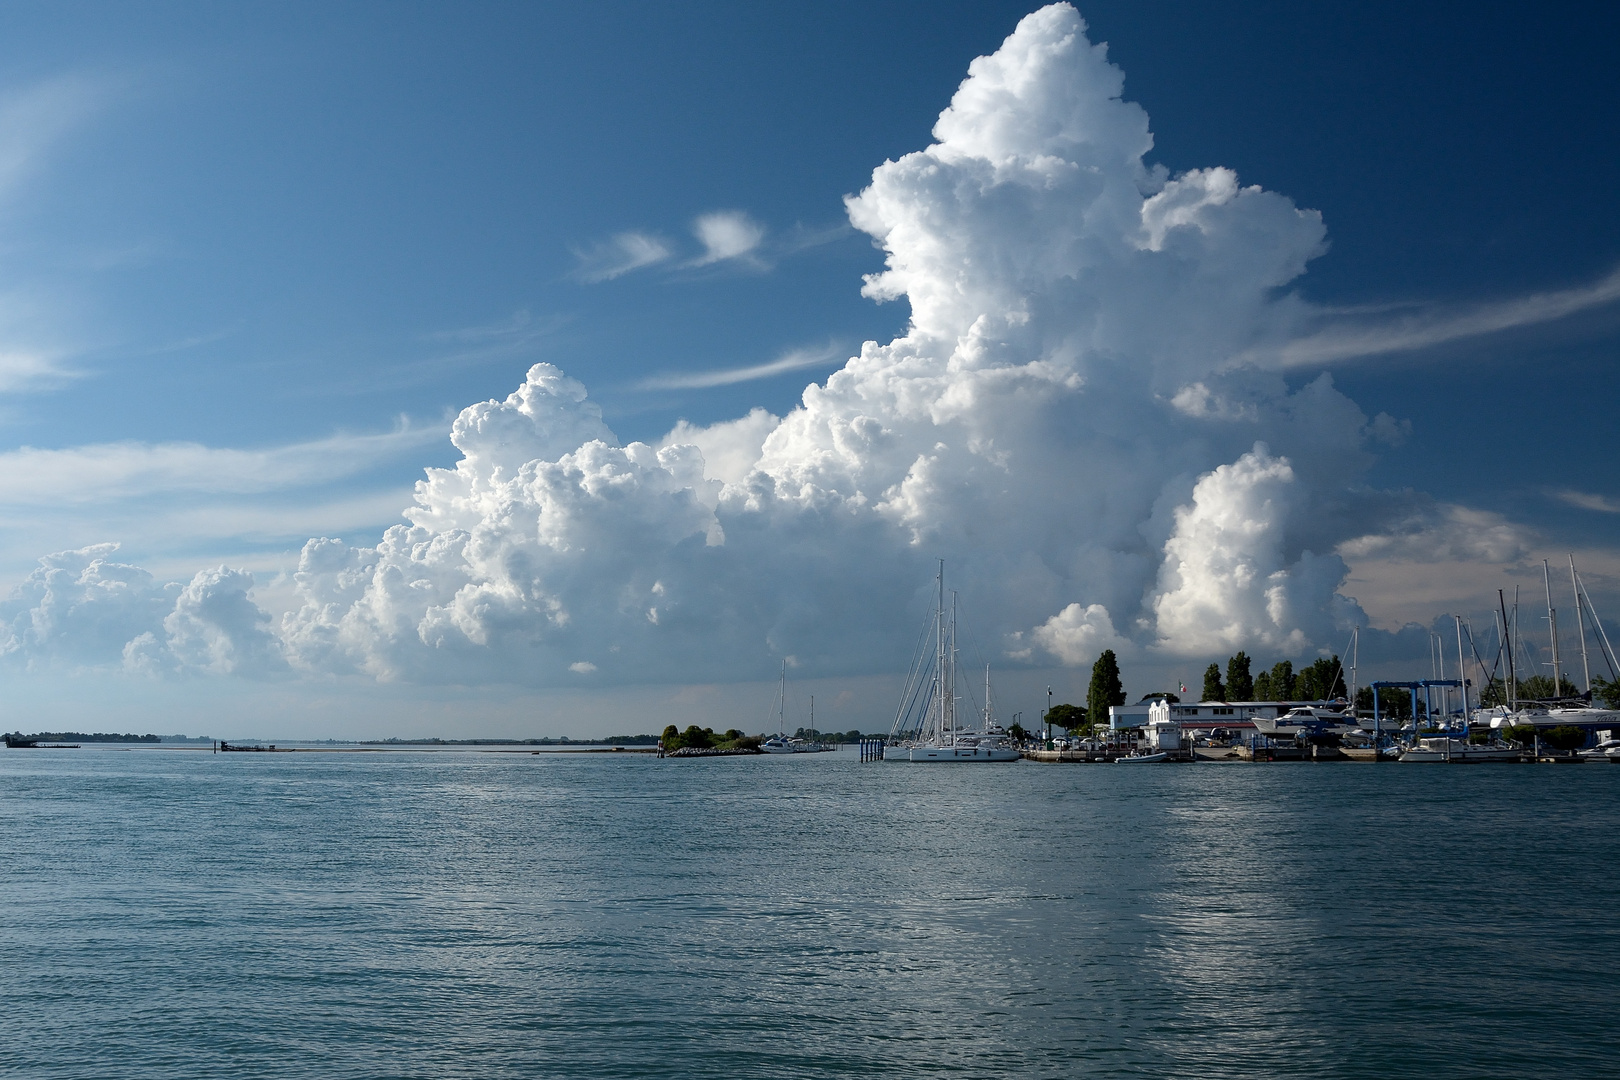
[1455,615,1468,720]
[936,560,946,746]
[1499,590,1515,709]
[1544,560,1562,697]
[946,592,952,744]
[779,660,786,736]
[1570,555,1592,695]
[1576,569,1620,682]
[1348,626,1359,710]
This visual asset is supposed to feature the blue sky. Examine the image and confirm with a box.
[0,2,1616,736]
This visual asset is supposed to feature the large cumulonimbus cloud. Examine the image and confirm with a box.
[1,4,1443,683]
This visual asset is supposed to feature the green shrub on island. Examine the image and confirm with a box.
[660,725,762,752]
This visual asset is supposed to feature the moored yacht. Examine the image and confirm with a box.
[890,563,1020,763]
[1399,736,1521,763]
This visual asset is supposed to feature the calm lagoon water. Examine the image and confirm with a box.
[2,747,1615,1079]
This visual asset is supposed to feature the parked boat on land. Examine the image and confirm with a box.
[1251,705,1358,740]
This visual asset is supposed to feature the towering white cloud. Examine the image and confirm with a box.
[262,3,1380,686]
[2,4,1488,684]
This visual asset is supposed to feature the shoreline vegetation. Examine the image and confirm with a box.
[1,733,665,750]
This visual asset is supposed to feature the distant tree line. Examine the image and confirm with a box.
[5,732,163,743]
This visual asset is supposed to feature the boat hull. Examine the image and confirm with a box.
[1399,744,1521,763]
[907,744,1020,762]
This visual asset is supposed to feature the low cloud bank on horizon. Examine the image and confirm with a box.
[0,5,1601,686]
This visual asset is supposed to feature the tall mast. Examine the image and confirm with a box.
[1544,560,1562,697]
[936,560,945,745]
[779,660,786,736]
[985,663,992,729]
[1348,626,1359,709]
[1454,615,1468,721]
[946,592,952,744]
[1570,555,1592,695]
[1576,569,1620,682]
[1499,590,1515,709]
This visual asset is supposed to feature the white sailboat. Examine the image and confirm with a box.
[761,662,828,754]
[893,562,1020,763]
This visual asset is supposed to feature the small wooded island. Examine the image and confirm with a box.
[659,726,764,757]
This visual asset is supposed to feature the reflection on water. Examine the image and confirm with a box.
[2,750,1615,1078]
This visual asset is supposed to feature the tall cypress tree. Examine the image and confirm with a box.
[1226,651,1254,702]
[1087,650,1125,728]
[1268,660,1296,700]
[1201,662,1225,701]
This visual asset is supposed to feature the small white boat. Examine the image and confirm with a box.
[1116,751,1168,763]
[1398,736,1520,763]
[1577,738,1620,762]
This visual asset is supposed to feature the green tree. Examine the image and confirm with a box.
[1542,725,1588,752]
[1296,656,1348,701]
[1007,722,1028,742]
[681,725,714,749]
[1268,660,1295,700]
[1226,652,1254,702]
[1503,723,1539,746]
[1595,676,1620,709]
[1044,703,1087,734]
[1253,671,1274,701]
[1202,662,1225,701]
[661,724,681,749]
[1087,650,1126,729]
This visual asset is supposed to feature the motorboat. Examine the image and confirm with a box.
[1577,738,1620,762]
[1251,705,1358,740]
[1399,736,1521,763]
[1116,751,1168,763]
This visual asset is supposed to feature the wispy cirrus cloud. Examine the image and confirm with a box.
[0,424,441,506]
[569,231,672,282]
[0,73,115,394]
[573,209,780,283]
[634,344,845,390]
[1553,489,1620,514]
[688,210,765,268]
[1254,266,1620,368]
[0,72,104,202]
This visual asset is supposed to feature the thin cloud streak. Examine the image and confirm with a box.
[0,424,443,505]
[1259,266,1620,368]
[1554,488,1620,514]
[570,231,672,282]
[634,345,845,390]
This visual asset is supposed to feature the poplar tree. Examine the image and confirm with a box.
[1201,662,1225,701]
[1268,660,1296,700]
[1226,651,1254,701]
[1087,650,1126,729]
